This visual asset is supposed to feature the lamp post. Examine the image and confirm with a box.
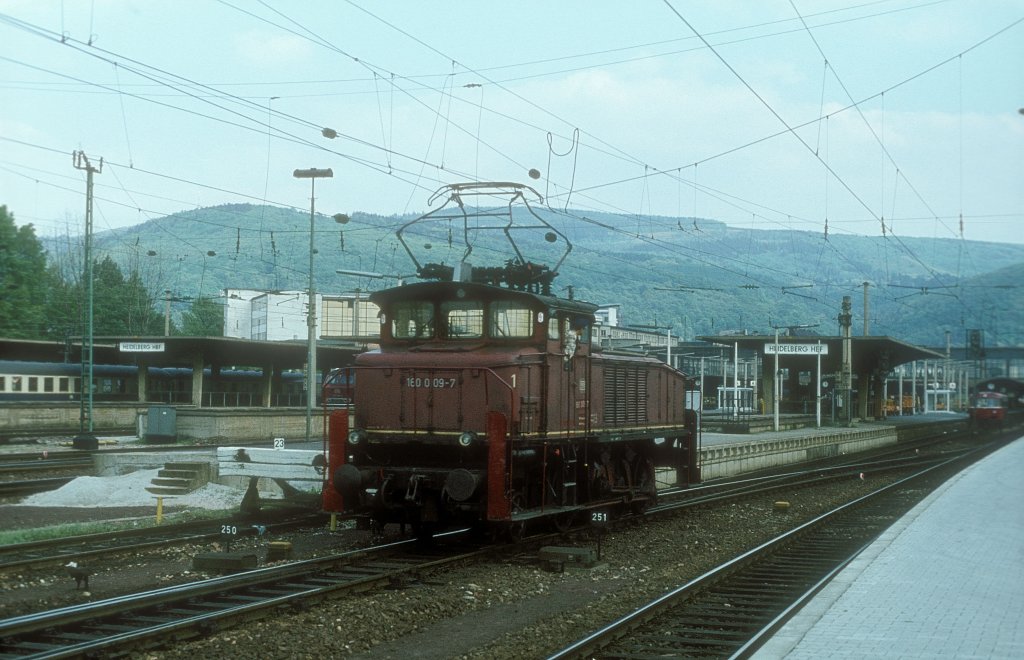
[293,167,333,443]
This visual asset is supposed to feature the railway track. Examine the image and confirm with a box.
[650,424,976,515]
[0,532,481,659]
[0,425,1003,654]
[0,454,94,474]
[0,453,95,498]
[0,430,973,570]
[548,438,1004,659]
[0,510,325,570]
[0,478,75,498]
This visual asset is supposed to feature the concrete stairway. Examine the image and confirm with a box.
[145,461,211,496]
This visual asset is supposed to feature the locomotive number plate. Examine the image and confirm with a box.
[404,377,458,389]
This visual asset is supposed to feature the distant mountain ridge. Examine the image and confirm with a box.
[52,203,1024,348]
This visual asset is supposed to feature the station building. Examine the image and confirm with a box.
[2,289,1022,440]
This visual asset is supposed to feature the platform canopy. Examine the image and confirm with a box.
[0,336,365,372]
[698,335,945,377]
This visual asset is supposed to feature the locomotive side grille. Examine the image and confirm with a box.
[603,366,647,426]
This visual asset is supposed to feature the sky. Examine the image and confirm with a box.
[1,0,1022,251]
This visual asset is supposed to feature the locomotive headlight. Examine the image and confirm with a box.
[458,431,477,447]
[348,429,366,445]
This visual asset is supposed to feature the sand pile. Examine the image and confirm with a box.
[19,469,248,510]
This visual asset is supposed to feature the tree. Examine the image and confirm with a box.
[43,263,83,343]
[179,296,224,336]
[35,253,164,341]
[84,256,161,336]
[0,206,52,339]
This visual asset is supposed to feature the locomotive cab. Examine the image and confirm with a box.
[331,280,601,533]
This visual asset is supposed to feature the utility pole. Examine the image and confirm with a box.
[666,327,672,369]
[839,296,854,426]
[945,330,953,411]
[164,290,172,336]
[73,151,101,444]
[773,328,780,431]
[862,282,870,336]
[732,340,739,421]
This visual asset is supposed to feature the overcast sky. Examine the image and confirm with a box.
[1,0,1022,247]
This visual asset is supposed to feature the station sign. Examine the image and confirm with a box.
[763,343,829,355]
[119,341,166,353]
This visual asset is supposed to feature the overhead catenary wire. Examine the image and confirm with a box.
[2,3,1015,335]
[4,6,1015,250]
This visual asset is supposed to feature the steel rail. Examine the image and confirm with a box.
[0,477,74,497]
[0,457,94,472]
[548,439,1003,659]
[0,531,480,658]
[649,439,975,517]
[0,512,325,570]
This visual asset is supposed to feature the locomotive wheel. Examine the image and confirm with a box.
[412,521,437,541]
[507,492,527,542]
[507,519,526,543]
[553,511,575,533]
[629,496,651,515]
[369,518,386,543]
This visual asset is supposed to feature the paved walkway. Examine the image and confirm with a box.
[754,436,1024,658]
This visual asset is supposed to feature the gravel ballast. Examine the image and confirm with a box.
[3,433,989,657]
[145,477,883,660]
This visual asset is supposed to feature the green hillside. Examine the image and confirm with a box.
[56,203,1024,348]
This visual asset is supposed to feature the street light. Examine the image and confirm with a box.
[293,167,338,443]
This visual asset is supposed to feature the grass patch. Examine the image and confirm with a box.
[0,507,235,546]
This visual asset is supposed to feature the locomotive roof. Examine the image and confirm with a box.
[368,280,598,317]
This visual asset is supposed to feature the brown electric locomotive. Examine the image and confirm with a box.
[322,182,700,539]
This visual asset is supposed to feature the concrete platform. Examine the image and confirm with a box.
[697,413,967,480]
[753,435,1024,659]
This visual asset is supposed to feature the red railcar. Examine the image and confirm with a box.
[322,182,700,539]
[321,368,355,407]
[968,390,1007,428]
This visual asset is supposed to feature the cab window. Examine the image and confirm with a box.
[490,302,534,338]
[565,315,591,344]
[443,301,484,339]
[548,317,560,340]
[390,301,435,339]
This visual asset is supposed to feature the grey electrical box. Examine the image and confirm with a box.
[146,406,177,443]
